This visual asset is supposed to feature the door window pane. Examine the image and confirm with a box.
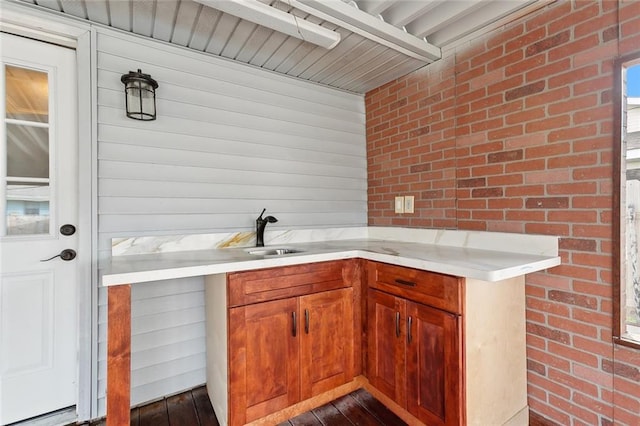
[3,64,51,236]
[6,182,49,235]
[6,124,49,179]
[5,65,48,123]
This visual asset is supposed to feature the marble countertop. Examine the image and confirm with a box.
[101,233,561,285]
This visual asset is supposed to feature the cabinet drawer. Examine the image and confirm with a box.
[228,260,347,307]
[367,261,462,314]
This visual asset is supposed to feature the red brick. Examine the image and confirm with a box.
[574,105,613,124]
[526,58,572,84]
[488,125,524,141]
[487,173,523,187]
[548,289,598,310]
[526,87,572,109]
[505,108,546,126]
[526,197,569,209]
[548,152,598,169]
[548,124,598,142]
[548,210,598,223]
[488,197,523,209]
[526,31,571,56]
[527,323,571,344]
[525,223,570,236]
[525,115,571,133]
[505,81,546,101]
[548,95,598,117]
[549,34,601,62]
[472,187,503,198]
[548,182,598,195]
[549,64,600,90]
[505,184,545,197]
[506,210,545,222]
[458,177,486,188]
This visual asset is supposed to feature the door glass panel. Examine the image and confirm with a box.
[6,182,49,235]
[3,65,50,236]
[6,124,49,178]
[5,65,48,123]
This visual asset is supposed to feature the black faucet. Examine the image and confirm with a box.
[255,208,278,247]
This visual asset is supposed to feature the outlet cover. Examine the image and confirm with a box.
[404,196,415,213]
[394,196,404,213]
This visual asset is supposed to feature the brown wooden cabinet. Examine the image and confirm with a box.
[228,297,300,424]
[367,261,463,426]
[367,289,406,406]
[227,261,356,425]
[300,288,354,400]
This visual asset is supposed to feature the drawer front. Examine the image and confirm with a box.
[368,261,462,314]
[228,260,347,307]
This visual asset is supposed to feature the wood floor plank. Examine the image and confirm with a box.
[288,411,323,425]
[130,407,140,426]
[138,399,169,426]
[349,388,407,425]
[332,394,381,426]
[311,403,353,425]
[192,387,220,426]
[166,392,200,426]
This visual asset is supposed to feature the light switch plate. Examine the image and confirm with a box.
[404,196,414,213]
[395,196,404,213]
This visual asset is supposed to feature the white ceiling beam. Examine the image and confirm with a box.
[381,0,441,28]
[356,0,395,17]
[405,0,485,40]
[194,0,341,49]
[291,0,441,62]
[426,0,534,46]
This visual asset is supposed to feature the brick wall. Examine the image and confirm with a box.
[366,1,640,424]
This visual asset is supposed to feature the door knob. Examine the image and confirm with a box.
[41,249,77,262]
[60,224,76,236]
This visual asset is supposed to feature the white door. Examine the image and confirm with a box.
[0,32,79,425]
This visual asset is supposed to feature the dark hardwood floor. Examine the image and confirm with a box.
[279,389,407,426]
[82,387,406,426]
[83,386,219,426]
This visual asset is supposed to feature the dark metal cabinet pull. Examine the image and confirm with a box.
[292,311,297,337]
[407,316,413,343]
[395,278,416,287]
[395,312,401,338]
[304,309,310,334]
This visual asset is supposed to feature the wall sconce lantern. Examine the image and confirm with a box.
[120,69,158,121]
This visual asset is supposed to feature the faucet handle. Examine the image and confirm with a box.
[257,208,266,220]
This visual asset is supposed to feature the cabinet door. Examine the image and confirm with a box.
[228,298,300,425]
[367,289,406,406]
[300,288,354,399]
[406,301,462,426]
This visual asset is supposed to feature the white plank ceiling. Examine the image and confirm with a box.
[11,0,540,93]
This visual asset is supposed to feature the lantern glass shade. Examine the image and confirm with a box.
[121,69,158,121]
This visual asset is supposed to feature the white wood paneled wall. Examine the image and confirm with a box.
[95,28,366,414]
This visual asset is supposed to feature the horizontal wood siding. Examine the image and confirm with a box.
[95,28,366,414]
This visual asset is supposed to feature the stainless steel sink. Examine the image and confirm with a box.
[246,248,303,256]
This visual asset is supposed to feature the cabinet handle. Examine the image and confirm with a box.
[395,278,416,287]
[292,311,297,337]
[395,312,401,338]
[304,309,310,334]
[407,316,413,344]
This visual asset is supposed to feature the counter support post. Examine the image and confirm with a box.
[106,284,131,426]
